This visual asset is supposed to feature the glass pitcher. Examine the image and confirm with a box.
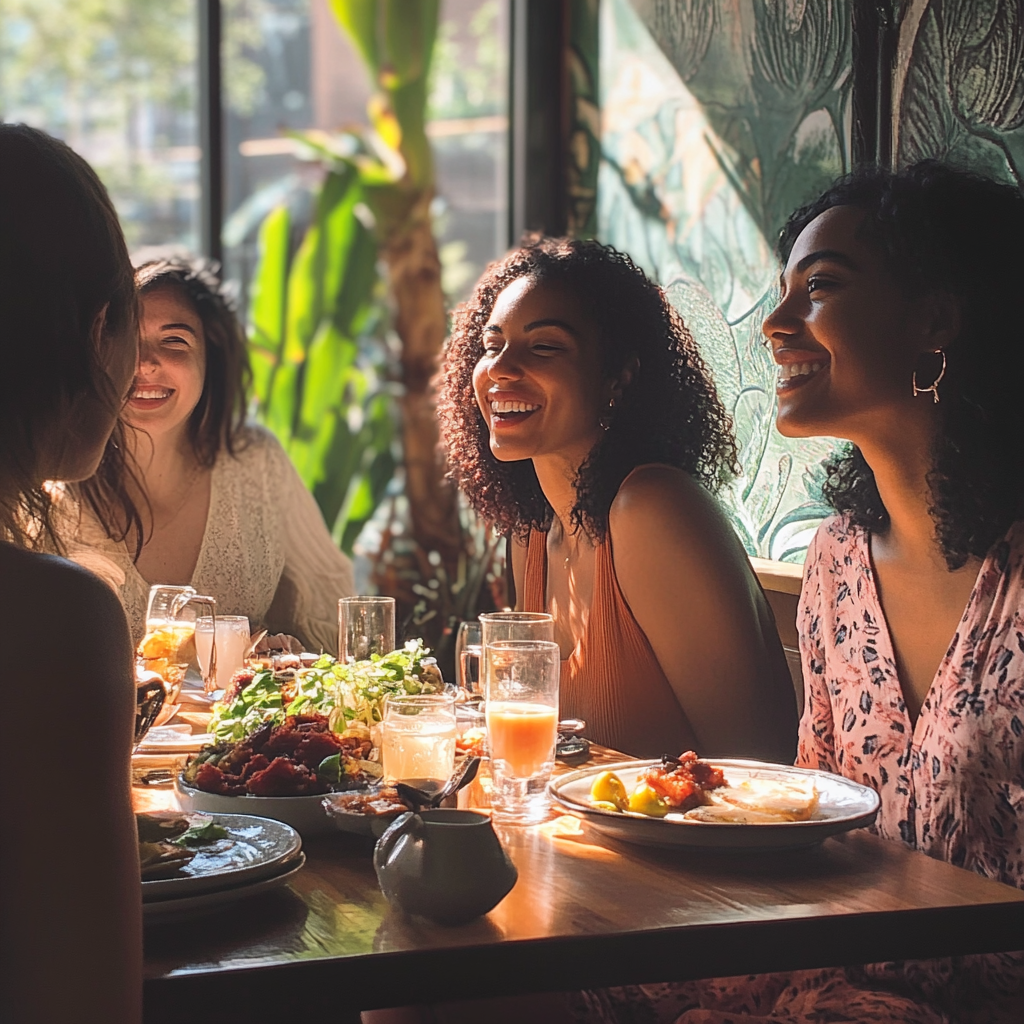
[137,584,218,694]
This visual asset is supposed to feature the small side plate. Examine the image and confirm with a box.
[143,854,305,923]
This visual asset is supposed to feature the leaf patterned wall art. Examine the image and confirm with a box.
[598,0,847,560]
[896,0,1024,185]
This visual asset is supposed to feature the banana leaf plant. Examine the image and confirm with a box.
[328,0,464,575]
[247,162,396,554]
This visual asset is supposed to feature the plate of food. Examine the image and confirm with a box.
[177,642,449,835]
[138,810,302,897]
[549,753,880,850]
[321,785,415,837]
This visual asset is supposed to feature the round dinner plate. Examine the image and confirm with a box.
[144,854,305,923]
[142,812,301,898]
[175,777,337,837]
[549,759,880,851]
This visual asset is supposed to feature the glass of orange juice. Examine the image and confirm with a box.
[484,639,560,824]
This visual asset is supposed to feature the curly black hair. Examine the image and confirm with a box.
[438,236,738,540]
[778,161,1024,569]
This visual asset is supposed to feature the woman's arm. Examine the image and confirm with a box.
[265,440,355,655]
[0,551,140,1024]
[609,465,798,762]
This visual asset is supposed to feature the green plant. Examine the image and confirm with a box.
[247,164,396,553]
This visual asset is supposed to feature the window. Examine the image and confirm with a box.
[0,0,201,252]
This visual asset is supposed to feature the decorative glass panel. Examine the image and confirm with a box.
[597,0,852,561]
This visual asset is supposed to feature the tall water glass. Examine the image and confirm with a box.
[455,621,482,694]
[485,639,560,824]
[339,596,396,662]
[195,616,250,692]
[478,611,554,693]
[382,693,457,796]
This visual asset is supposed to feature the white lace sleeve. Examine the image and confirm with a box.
[262,437,355,655]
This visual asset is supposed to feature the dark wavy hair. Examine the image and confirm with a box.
[439,236,738,540]
[778,161,1024,569]
[134,256,252,466]
[0,124,140,553]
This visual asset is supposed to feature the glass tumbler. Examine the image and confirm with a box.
[339,596,396,662]
[478,611,554,694]
[195,615,250,692]
[381,692,457,797]
[455,620,482,694]
[484,639,561,824]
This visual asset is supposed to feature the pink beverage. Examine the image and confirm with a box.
[486,702,558,777]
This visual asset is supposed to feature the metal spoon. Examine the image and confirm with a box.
[396,756,482,811]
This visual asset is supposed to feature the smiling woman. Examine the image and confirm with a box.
[440,236,797,762]
[68,256,355,653]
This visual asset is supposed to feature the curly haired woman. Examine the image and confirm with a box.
[439,236,797,762]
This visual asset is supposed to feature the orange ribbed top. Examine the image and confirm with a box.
[521,527,695,758]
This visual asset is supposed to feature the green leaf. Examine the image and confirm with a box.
[329,0,380,79]
[248,205,290,412]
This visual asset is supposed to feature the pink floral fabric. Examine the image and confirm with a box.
[798,516,1024,887]
[575,515,1024,1024]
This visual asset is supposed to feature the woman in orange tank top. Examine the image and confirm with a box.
[439,237,796,762]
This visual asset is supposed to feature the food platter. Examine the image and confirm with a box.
[549,759,880,851]
[175,777,338,837]
[143,854,305,923]
[142,812,302,897]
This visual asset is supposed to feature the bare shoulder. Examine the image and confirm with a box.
[609,464,738,555]
[0,544,131,669]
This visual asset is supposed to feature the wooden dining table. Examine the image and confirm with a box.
[139,744,1024,1024]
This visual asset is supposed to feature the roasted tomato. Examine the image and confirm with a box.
[245,756,329,796]
[640,751,725,811]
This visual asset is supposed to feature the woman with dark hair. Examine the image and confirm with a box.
[577,162,1024,1024]
[71,257,354,653]
[0,124,141,1022]
[439,236,797,761]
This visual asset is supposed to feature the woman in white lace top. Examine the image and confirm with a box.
[70,257,354,653]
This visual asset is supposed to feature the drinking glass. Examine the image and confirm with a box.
[455,621,482,694]
[339,596,396,662]
[381,693,457,796]
[195,616,250,692]
[478,611,553,694]
[484,639,560,824]
[138,584,218,694]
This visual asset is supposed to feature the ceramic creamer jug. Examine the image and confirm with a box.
[373,809,518,925]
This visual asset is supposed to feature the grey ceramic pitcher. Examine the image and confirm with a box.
[373,809,518,926]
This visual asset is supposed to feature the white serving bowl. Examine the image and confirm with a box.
[174,776,338,838]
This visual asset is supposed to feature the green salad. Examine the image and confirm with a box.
[209,640,442,743]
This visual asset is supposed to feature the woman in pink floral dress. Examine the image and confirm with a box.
[575,163,1024,1024]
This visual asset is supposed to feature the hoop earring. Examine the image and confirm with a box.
[912,349,946,404]
[600,397,615,431]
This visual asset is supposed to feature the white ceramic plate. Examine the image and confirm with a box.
[142,812,301,898]
[136,727,213,754]
[143,854,305,923]
[549,759,880,851]
[175,777,337,837]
